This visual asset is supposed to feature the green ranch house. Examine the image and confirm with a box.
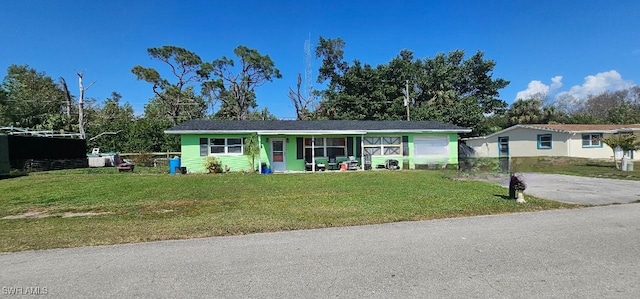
[164,120,471,173]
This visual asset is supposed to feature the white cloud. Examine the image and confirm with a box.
[550,76,563,90]
[515,76,563,100]
[555,70,635,100]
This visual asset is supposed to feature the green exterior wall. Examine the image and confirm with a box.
[179,132,460,173]
[182,134,257,173]
[408,133,459,169]
[0,135,9,175]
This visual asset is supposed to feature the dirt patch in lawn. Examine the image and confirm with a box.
[61,212,112,218]
[2,209,49,219]
[2,209,112,220]
[450,172,509,185]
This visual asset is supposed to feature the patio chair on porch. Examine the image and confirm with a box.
[327,156,338,170]
[347,156,359,170]
[305,156,325,171]
[364,154,372,170]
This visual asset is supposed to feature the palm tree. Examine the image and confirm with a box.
[507,98,543,125]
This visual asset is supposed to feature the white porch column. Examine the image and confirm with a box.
[361,134,365,170]
[257,134,262,172]
[311,136,316,172]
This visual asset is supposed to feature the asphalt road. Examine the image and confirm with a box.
[495,173,640,205]
[2,204,640,298]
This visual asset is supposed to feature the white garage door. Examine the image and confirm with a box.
[414,136,449,163]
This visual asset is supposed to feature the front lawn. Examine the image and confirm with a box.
[0,169,577,252]
[510,157,640,180]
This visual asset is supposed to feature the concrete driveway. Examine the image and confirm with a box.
[497,173,640,205]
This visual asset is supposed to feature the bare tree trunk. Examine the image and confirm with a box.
[77,72,95,139]
[78,74,85,139]
[288,73,315,120]
[59,77,73,131]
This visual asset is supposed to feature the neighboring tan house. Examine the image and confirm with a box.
[463,124,640,160]
[164,120,471,173]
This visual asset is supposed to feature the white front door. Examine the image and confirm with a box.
[271,139,286,172]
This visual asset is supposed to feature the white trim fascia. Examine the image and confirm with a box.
[363,129,471,133]
[461,136,486,141]
[165,130,260,134]
[258,130,367,135]
[463,125,569,140]
[521,125,640,134]
[461,125,640,141]
[463,125,521,140]
[571,130,618,134]
[571,129,640,134]
[166,129,471,135]
[518,125,571,133]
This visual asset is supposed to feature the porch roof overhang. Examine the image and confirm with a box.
[164,120,471,135]
[165,129,471,135]
[462,124,640,141]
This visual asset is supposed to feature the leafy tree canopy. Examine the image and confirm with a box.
[207,46,282,120]
[0,64,67,129]
[313,37,510,135]
[132,46,212,125]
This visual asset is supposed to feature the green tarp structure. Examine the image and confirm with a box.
[0,135,9,175]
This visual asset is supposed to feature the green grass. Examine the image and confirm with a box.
[0,169,578,252]
[510,157,640,180]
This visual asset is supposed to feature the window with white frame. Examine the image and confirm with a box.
[304,137,346,157]
[582,133,602,148]
[199,138,244,156]
[363,137,401,156]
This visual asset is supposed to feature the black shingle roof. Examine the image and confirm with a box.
[165,120,470,133]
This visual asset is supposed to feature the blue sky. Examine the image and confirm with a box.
[1,0,639,118]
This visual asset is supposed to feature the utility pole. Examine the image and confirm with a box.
[404,80,410,121]
[77,72,96,140]
[78,73,85,139]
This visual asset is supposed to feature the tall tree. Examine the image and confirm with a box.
[209,46,282,120]
[131,46,211,125]
[76,72,96,139]
[143,87,207,121]
[85,92,135,152]
[476,113,509,136]
[579,90,628,120]
[0,65,66,129]
[556,87,640,124]
[0,88,7,124]
[246,107,278,120]
[412,50,509,119]
[315,43,414,120]
[314,38,509,135]
[506,98,544,125]
[288,73,316,120]
[506,95,566,126]
[127,116,179,152]
[58,77,74,130]
[315,37,349,86]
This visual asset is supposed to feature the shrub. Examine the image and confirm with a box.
[8,169,28,178]
[204,156,223,173]
[244,134,260,173]
[462,157,501,172]
[129,152,155,167]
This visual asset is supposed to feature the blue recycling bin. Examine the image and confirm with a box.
[169,157,181,174]
[260,162,271,174]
